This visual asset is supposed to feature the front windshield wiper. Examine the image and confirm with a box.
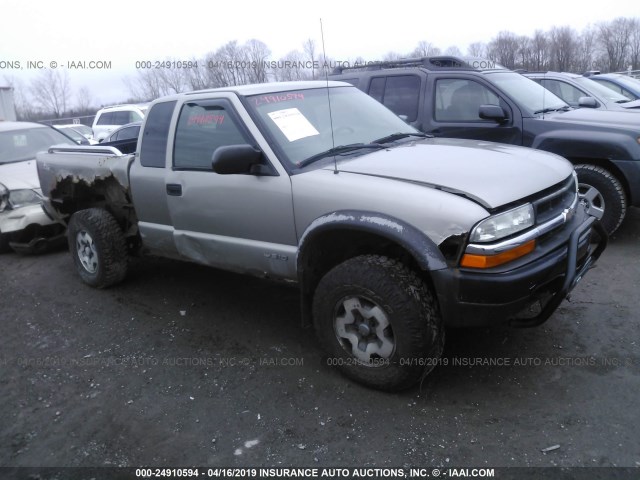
[372,132,432,144]
[534,106,571,114]
[298,143,386,168]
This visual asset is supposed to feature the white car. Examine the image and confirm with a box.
[0,121,74,253]
[92,104,147,142]
[54,124,97,143]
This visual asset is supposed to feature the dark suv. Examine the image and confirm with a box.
[330,56,640,234]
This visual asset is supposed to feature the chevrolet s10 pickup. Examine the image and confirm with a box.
[36,81,606,390]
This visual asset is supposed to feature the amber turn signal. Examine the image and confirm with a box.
[460,240,536,269]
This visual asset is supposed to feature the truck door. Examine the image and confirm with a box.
[163,98,297,279]
[424,76,523,145]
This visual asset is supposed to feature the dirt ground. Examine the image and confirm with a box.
[1,209,639,472]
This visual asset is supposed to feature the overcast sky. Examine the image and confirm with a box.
[1,0,638,106]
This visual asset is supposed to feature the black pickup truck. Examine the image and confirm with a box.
[330,56,640,234]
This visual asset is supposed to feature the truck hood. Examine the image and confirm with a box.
[544,107,640,128]
[333,138,573,209]
[620,99,640,109]
[0,159,41,191]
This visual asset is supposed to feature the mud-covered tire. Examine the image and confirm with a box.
[575,164,627,235]
[312,255,444,391]
[67,208,128,288]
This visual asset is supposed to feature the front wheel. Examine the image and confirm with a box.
[575,164,627,235]
[312,255,444,391]
[67,208,128,288]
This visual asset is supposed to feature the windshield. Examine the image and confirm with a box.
[573,77,631,103]
[59,127,85,142]
[0,126,75,164]
[490,72,568,115]
[607,75,640,92]
[245,86,418,167]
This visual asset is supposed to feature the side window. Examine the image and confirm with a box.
[115,126,137,141]
[173,101,251,170]
[541,80,584,105]
[139,101,176,168]
[97,112,114,125]
[130,110,144,122]
[113,111,130,125]
[367,76,420,121]
[383,76,420,121]
[368,77,386,103]
[435,79,500,122]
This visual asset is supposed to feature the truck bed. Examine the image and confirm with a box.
[37,144,135,201]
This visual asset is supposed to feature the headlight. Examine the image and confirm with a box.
[470,203,535,242]
[0,184,43,212]
[0,183,9,212]
[9,189,42,208]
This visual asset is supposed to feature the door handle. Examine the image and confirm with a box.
[166,184,182,196]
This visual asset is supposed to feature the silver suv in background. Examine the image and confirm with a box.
[92,104,147,142]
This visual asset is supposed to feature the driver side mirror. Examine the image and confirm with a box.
[479,104,507,123]
[211,144,277,176]
[578,96,598,108]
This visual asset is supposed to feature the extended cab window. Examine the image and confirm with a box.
[435,79,500,122]
[173,101,250,170]
[139,101,176,168]
[367,76,420,121]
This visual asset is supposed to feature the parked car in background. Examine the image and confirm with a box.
[54,125,98,145]
[523,71,640,111]
[584,73,640,100]
[92,104,147,142]
[0,121,74,253]
[330,56,640,234]
[100,121,141,144]
[55,124,95,142]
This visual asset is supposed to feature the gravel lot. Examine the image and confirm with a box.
[1,209,639,472]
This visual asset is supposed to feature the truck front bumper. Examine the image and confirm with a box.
[432,207,607,328]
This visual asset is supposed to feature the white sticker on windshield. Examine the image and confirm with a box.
[267,108,319,142]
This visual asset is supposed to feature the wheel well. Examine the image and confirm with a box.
[298,229,435,323]
[49,175,141,249]
[568,158,630,203]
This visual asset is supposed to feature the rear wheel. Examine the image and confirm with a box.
[67,208,128,288]
[575,164,627,235]
[312,255,444,391]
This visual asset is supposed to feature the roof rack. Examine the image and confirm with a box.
[330,56,503,75]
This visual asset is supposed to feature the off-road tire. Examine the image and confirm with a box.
[575,164,627,235]
[312,254,444,391]
[67,208,128,288]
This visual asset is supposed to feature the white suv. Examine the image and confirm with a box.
[92,104,148,142]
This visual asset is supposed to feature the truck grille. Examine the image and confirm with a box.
[532,175,577,225]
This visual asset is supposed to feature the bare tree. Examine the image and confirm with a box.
[487,31,520,69]
[75,86,94,113]
[271,50,310,81]
[29,69,71,118]
[576,26,598,73]
[382,51,403,61]
[3,75,38,120]
[597,17,633,71]
[467,42,486,58]
[530,30,549,71]
[444,46,463,56]
[303,38,318,79]
[245,39,271,83]
[628,18,640,69]
[549,26,577,71]
[412,41,441,57]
